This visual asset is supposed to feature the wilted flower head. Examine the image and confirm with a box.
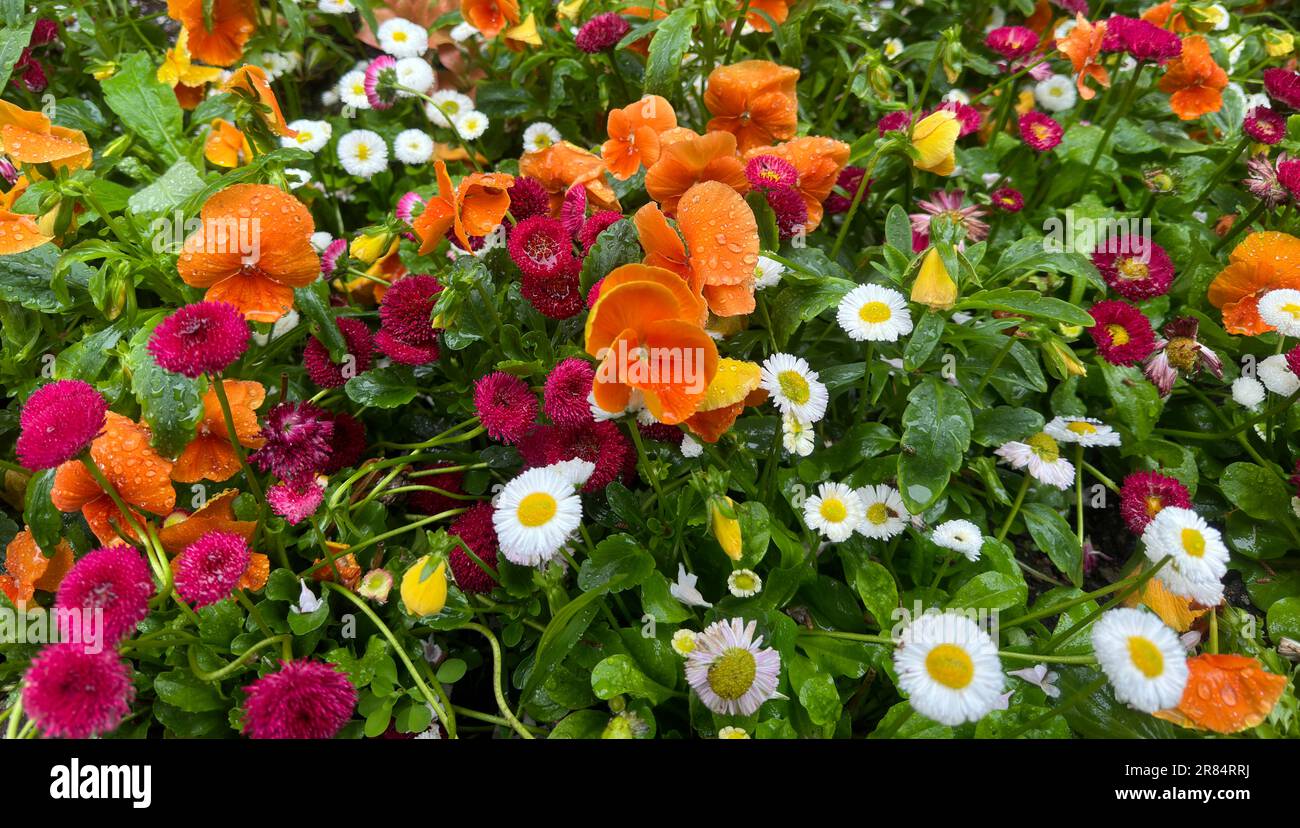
[251,401,335,479]
[1143,316,1222,396]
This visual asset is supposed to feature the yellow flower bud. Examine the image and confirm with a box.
[505,13,542,47]
[911,248,957,311]
[400,556,447,617]
[711,497,743,561]
[910,110,959,176]
[349,232,393,264]
[1265,30,1295,57]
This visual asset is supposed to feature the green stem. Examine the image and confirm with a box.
[971,335,1016,407]
[189,635,292,682]
[723,0,751,65]
[461,622,535,739]
[996,474,1031,542]
[1006,674,1107,738]
[210,375,263,502]
[1075,61,1147,200]
[1213,200,1267,253]
[1193,134,1251,205]
[830,145,888,260]
[1073,444,1085,549]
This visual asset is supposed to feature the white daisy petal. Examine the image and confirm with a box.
[1092,608,1189,713]
[492,467,583,566]
[760,353,828,423]
[894,611,1003,726]
[836,283,914,342]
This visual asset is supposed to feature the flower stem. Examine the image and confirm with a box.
[1074,444,1085,549]
[1005,674,1107,738]
[723,0,751,65]
[188,634,292,682]
[830,145,888,260]
[1193,134,1251,205]
[461,622,535,739]
[210,374,264,502]
[1213,199,1267,253]
[1075,61,1147,201]
[996,474,1031,542]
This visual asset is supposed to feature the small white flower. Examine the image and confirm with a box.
[680,433,703,458]
[670,563,712,608]
[492,467,584,566]
[837,283,913,342]
[320,88,340,107]
[994,432,1075,490]
[760,353,829,423]
[932,519,983,562]
[393,128,435,164]
[284,168,312,189]
[894,611,1003,726]
[1007,664,1060,699]
[1258,353,1300,395]
[855,484,909,540]
[425,90,473,127]
[717,726,750,739]
[1043,416,1121,448]
[882,37,904,60]
[803,482,864,542]
[394,57,435,97]
[1258,288,1300,337]
[543,458,596,488]
[727,569,762,598]
[754,255,785,290]
[781,412,815,457]
[1034,74,1077,112]
[943,89,970,104]
[523,122,563,153]
[671,629,697,656]
[337,129,389,178]
[377,17,429,58]
[1231,376,1266,411]
[292,580,324,614]
[283,119,332,153]
[1207,3,1230,30]
[454,110,489,140]
[318,0,355,13]
[1092,608,1188,713]
[450,21,480,42]
[1141,507,1229,607]
[337,69,371,110]
[310,231,334,252]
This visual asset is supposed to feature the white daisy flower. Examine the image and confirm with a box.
[1231,376,1266,411]
[669,563,712,608]
[284,168,312,189]
[882,37,904,60]
[1140,507,1229,607]
[1257,288,1300,337]
[680,433,703,458]
[337,70,371,110]
[1007,664,1060,699]
[309,231,334,252]
[259,52,299,81]
[754,255,784,290]
[894,611,1003,726]
[671,629,697,656]
[994,431,1075,490]
[320,88,340,107]
[318,0,355,13]
[393,128,435,165]
[803,482,864,542]
[685,618,781,716]
[522,122,563,153]
[394,57,435,97]
[1034,74,1077,112]
[492,467,583,566]
[717,726,750,739]
[943,89,970,104]
[1043,416,1122,447]
[855,484,909,540]
[837,283,914,342]
[283,119,332,153]
[454,110,489,140]
[377,17,429,58]
[1258,354,1299,395]
[727,569,762,598]
[931,519,983,562]
[1091,608,1189,713]
[782,411,815,457]
[450,21,480,42]
[425,90,474,127]
[760,353,828,423]
[336,129,389,178]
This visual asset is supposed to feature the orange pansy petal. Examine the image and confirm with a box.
[1154,654,1287,734]
[0,123,89,164]
[51,459,103,513]
[206,272,296,323]
[90,413,176,516]
[703,280,757,317]
[238,553,271,591]
[4,530,74,595]
[0,212,52,254]
[168,0,256,67]
[172,435,241,484]
[157,489,256,555]
[677,180,759,288]
[685,400,745,443]
[585,280,686,355]
[458,172,514,237]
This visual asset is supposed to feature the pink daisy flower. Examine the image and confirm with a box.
[1286,344,1300,378]
[16,379,107,470]
[765,185,808,239]
[877,110,914,135]
[320,238,347,277]
[175,530,252,608]
[508,176,551,222]
[241,659,357,739]
[304,317,374,389]
[560,184,588,239]
[376,329,440,365]
[1244,106,1286,145]
[508,215,577,279]
[395,191,425,224]
[586,276,605,309]
[363,55,398,109]
[1278,157,1300,202]
[147,301,250,378]
[990,187,1024,212]
[578,209,623,252]
[1102,16,1182,62]
[252,401,335,479]
[474,372,539,444]
[23,645,134,738]
[321,412,367,473]
[986,26,1039,61]
[522,266,584,319]
[575,12,629,54]
[535,419,633,492]
[268,476,325,525]
[934,100,983,137]
[910,189,989,251]
[379,274,443,349]
[1263,67,1300,111]
[55,545,154,645]
[1244,155,1289,207]
[745,154,800,191]
[1092,238,1174,301]
[1120,471,1192,534]
[1019,111,1063,152]
[448,502,499,593]
[544,358,597,427]
[1087,300,1157,366]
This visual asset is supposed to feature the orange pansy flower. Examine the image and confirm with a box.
[313,543,363,589]
[412,160,514,254]
[1157,35,1227,121]
[223,65,296,138]
[1140,1,1190,32]
[1057,13,1110,101]
[634,202,693,285]
[1208,231,1300,335]
[0,178,53,254]
[172,380,266,484]
[203,119,252,168]
[601,95,678,181]
[0,529,74,605]
[157,489,267,591]
[178,184,320,323]
[743,136,849,233]
[704,60,799,153]
[166,0,256,68]
[585,263,718,424]
[677,181,760,318]
[461,0,520,39]
[0,99,92,172]
[1154,654,1287,734]
[51,413,177,546]
[743,0,793,32]
[519,141,620,216]
[644,130,749,215]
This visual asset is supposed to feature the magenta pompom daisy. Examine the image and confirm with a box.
[395,190,425,224]
[990,186,1024,212]
[508,176,551,222]
[1087,300,1157,366]
[1263,67,1300,110]
[985,26,1038,61]
[1244,106,1286,145]
[1120,470,1192,534]
[745,154,799,191]
[55,545,155,645]
[304,317,374,388]
[1102,16,1182,62]
[577,210,622,252]
[448,502,500,594]
[684,618,781,716]
[474,371,538,444]
[267,475,325,525]
[522,266,584,319]
[379,274,443,350]
[363,55,397,109]
[241,659,357,739]
[877,110,913,135]
[175,530,252,608]
[1278,157,1300,202]
[252,401,335,479]
[1092,238,1174,300]
[575,12,630,54]
[543,358,596,427]
[765,185,808,239]
[321,411,367,473]
[1019,111,1062,151]
[147,301,250,378]
[825,166,866,214]
[23,645,135,738]
[16,379,107,470]
[508,215,576,279]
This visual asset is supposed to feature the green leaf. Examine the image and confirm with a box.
[345,367,419,408]
[1220,462,1293,521]
[949,571,1028,611]
[294,281,347,360]
[958,288,1095,327]
[972,406,1044,447]
[577,534,654,593]
[1099,361,1163,441]
[639,571,692,623]
[1266,597,1300,642]
[770,276,855,346]
[154,669,227,713]
[1022,503,1083,587]
[101,52,184,164]
[578,219,641,294]
[642,8,696,99]
[903,310,945,370]
[128,160,205,216]
[521,587,606,704]
[125,319,205,457]
[591,654,675,704]
[548,710,609,739]
[897,377,973,513]
[885,204,912,252]
[1055,666,1180,738]
[851,559,899,629]
[0,245,92,313]
[23,469,61,554]
[0,22,33,90]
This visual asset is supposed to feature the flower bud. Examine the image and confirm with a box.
[400,556,447,617]
[349,231,393,264]
[710,496,743,561]
[911,248,957,310]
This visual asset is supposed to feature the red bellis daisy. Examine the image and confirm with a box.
[16,379,107,470]
[147,301,250,378]
[474,371,539,444]
[22,645,135,739]
[1087,300,1157,366]
[241,659,357,739]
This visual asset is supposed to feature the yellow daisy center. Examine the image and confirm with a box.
[819,497,847,523]
[708,647,757,700]
[866,502,889,525]
[1145,495,1165,518]
[1106,323,1131,346]
[1025,431,1061,462]
[925,643,974,690]
[858,301,892,324]
[1127,636,1165,678]
[1067,421,1097,435]
[392,30,408,42]
[1180,528,1205,558]
[1280,302,1300,320]
[355,144,370,160]
[732,573,758,591]
[517,492,557,527]
[1117,257,1149,281]
[777,370,811,405]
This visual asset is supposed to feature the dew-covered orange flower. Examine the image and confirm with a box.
[684,358,767,443]
[172,380,266,484]
[645,131,749,215]
[1157,35,1227,121]
[413,160,514,254]
[157,28,223,110]
[223,65,295,138]
[519,141,620,215]
[1057,13,1110,100]
[157,489,266,591]
[461,0,520,39]
[0,99,92,172]
[0,529,73,604]
[1140,1,1191,33]
[585,263,718,424]
[1154,654,1287,734]
[1208,231,1300,335]
[744,136,849,232]
[313,543,363,589]
[178,184,320,323]
[704,60,799,153]
[602,95,678,181]
[0,178,53,254]
[743,0,794,32]
[167,0,256,67]
[50,413,177,546]
[203,119,252,168]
